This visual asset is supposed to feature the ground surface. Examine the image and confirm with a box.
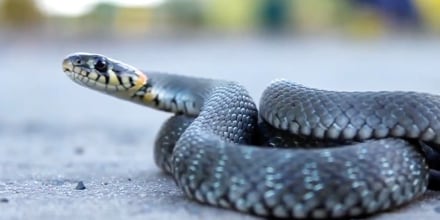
[1,36,440,219]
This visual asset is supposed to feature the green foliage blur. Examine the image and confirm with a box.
[0,0,42,26]
[1,0,439,38]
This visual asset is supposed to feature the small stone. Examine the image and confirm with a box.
[74,147,84,155]
[0,198,9,203]
[127,178,132,182]
[103,182,109,186]
[75,181,86,190]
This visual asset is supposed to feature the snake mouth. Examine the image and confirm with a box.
[62,53,147,97]
[63,58,113,92]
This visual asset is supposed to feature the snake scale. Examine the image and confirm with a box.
[62,52,440,219]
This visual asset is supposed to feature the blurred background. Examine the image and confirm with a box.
[1,0,440,138]
[1,2,440,219]
[0,0,439,131]
[2,0,440,37]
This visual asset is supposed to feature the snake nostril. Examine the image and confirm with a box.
[73,56,83,65]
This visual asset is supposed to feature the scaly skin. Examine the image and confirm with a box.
[62,52,439,219]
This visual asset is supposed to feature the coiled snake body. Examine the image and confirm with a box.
[62,53,440,219]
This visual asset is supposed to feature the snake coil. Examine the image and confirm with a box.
[63,53,440,219]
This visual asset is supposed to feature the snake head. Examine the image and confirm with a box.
[62,52,147,98]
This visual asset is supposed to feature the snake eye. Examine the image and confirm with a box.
[95,59,108,72]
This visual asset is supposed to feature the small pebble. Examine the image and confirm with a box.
[75,181,86,190]
[74,147,84,155]
[103,182,109,186]
[127,178,132,181]
[0,198,9,203]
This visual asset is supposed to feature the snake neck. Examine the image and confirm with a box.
[130,72,218,116]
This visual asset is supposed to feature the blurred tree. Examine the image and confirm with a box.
[415,0,440,33]
[0,0,43,27]
[160,0,205,29]
[259,0,290,33]
[80,3,117,35]
[205,0,256,32]
[114,6,152,36]
[290,0,351,34]
[344,7,385,37]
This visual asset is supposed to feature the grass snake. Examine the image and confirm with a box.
[62,52,440,219]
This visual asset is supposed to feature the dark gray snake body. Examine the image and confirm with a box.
[62,53,440,219]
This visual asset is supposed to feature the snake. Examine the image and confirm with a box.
[62,52,440,219]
